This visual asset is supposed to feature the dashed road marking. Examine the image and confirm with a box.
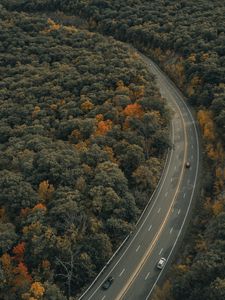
[145,272,150,280]
[170,227,173,234]
[119,268,125,277]
[157,208,161,214]
[165,192,168,197]
[136,245,140,252]
[148,225,152,231]
[101,296,106,300]
[178,209,181,215]
[159,248,163,255]
[171,178,173,182]
[183,193,186,198]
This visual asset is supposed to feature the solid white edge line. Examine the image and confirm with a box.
[144,58,200,300]
[84,118,175,300]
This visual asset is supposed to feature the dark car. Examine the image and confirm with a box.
[102,276,114,290]
[185,162,191,168]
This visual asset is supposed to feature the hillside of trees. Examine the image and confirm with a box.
[0,3,170,299]
[3,0,225,299]
[1,1,225,299]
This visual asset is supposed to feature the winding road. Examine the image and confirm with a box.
[79,51,201,300]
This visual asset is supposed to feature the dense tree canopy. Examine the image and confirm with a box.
[0,3,168,299]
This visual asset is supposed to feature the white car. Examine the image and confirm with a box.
[157,257,166,270]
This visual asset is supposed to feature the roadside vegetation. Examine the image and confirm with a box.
[0,4,169,299]
[1,0,225,299]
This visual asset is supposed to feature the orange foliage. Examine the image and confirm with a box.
[95,120,112,136]
[124,103,143,118]
[13,242,25,261]
[32,203,47,211]
[38,180,54,201]
[14,262,32,285]
[30,282,45,298]
[42,259,50,269]
[212,200,223,216]
[95,114,104,122]
[81,99,94,111]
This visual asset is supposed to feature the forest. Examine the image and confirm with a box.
[0,3,169,299]
[1,0,225,299]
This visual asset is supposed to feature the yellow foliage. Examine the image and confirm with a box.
[116,80,130,94]
[197,110,215,141]
[187,76,202,96]
[0,253,12,272]
[32,106,41,119]
[212,200,224,216]
[0,207,6,221]
[206,144,218,160]
[103,146,116,163]
[50,104,57,111]
[38,180,54,201]
[188,53,196,63]
[176,264,189,273]
[30,282,45,298]
[201,53,209,61]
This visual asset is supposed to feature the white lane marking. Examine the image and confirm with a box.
[191,155,193,159]
[191,145,193,149]
[178,209,181,215]
[101,296,106,300]
[165,192,168,197]
[157,208,161,214]
[171,178,173,182]
[170,227,173,234]
[174,165,177,170]
[145,272,150,280]
[148,225,152,231]
[119,268,125,277]
[183,193,186,198]
[144,57,200,300]
[136,245,141,252]
[159,248,163,255]
[84,111,175,300]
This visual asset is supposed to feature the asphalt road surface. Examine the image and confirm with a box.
[79,51,200,300]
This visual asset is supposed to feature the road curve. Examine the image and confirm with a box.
[79,50,201,300]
